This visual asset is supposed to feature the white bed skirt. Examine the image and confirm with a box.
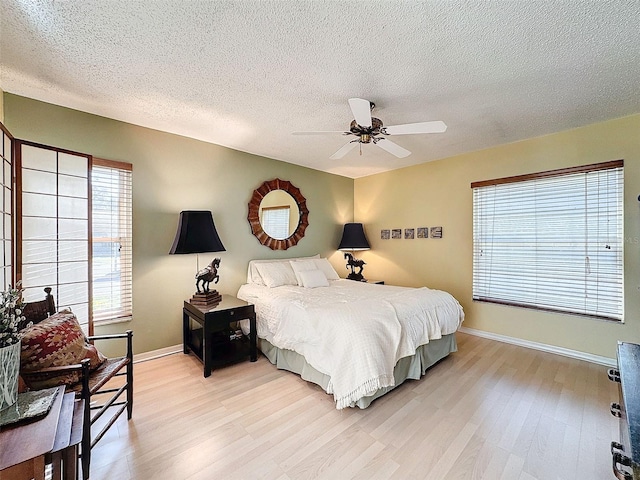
[257,333,458,409]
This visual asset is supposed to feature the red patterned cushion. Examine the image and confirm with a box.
[20,310,106,389]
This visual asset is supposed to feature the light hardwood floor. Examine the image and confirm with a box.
[89,333,619,480]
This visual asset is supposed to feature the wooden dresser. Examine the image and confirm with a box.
[610,342,640,479]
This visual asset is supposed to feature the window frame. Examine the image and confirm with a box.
[14,140,134,334]
[260,205,291,240]
[471,159,624,322]
[91,158,133,325]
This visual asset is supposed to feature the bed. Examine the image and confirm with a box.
[237,256,464,409]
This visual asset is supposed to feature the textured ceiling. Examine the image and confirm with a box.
[1,1,639,178]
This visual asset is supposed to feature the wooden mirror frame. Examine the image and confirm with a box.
[248,178,309,250]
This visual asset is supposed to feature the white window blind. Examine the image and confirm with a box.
[472,160,623,321]
[92,159,132,323]
[261,206,290,240]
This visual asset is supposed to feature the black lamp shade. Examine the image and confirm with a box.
[338,223,370,251]
[169,211,226,254]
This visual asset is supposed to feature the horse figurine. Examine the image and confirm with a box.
[195,257,221,293]
[344,252,366,281]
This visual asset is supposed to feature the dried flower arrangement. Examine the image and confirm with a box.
[0,283,30,348]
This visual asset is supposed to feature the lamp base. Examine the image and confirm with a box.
[346,272,366,282]
[190,290,222,307]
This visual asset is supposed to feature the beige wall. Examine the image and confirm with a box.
[355,114,640,359]
[4,94,354,356]
[0,87,4,123]
[5,91,638,360]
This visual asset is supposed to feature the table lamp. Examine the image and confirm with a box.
[170,210,226,306]
[338,222,370,281]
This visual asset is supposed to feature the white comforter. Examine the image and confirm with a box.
[237,280,464,409]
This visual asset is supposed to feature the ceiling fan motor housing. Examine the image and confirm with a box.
[349,118,383,140]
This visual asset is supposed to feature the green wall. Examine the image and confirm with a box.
[4,94,354,356]
[6,91,639,360]
[354,114,640,359]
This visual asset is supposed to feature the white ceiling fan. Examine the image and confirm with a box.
[293,98,447,160]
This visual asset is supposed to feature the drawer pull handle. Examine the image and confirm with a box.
[608,368,621,383]
[611,403,623,418]
[612,452,634,480]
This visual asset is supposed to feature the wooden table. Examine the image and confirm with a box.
[50,394,85,480]
[183,295,257,377]
[0,386,83,480]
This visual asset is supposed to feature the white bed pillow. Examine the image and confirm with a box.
[314,258,340,281]
[254,262,298,288]
[246,255,320,285]
[291,258,340,285]
[299,269,330,288]
[290,259,319,286]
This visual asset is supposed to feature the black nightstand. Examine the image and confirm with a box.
[183,295,257,377]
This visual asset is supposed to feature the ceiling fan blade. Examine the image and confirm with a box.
[329,141,359,160]
[292,131,349,135]
[383,121,447,135]
[375,138,411,158]
[348,98,372,128]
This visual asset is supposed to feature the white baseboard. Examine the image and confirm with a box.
[132,331,618,368]
[133,344,182,363]
[458,326,616,367]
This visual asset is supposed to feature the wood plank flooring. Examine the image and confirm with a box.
[89,333,619,480]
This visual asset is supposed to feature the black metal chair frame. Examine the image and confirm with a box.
[21,288,133,480]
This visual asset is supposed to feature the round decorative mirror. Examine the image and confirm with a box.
[248,179,309,250]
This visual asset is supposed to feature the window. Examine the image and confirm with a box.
[92,159,132,324]
[16,142,133,334]
[472,160,623,321]
[260,206,290,239]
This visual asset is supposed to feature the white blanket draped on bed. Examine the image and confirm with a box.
[238,280,464,409]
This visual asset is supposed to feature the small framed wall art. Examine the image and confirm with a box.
[430,226,443,238]
[417,227,428,238]
[381,229,390,240]
[405,228,415,239]
[391,229,402,239]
